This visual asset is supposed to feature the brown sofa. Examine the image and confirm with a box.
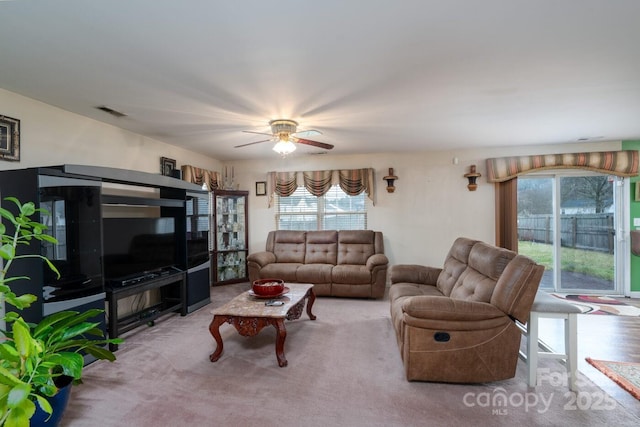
[247,230,388,298]
[389,237,543,383]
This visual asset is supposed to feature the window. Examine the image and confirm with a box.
[276,185,367,230]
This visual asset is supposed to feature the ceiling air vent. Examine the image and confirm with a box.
[95,106,127,118]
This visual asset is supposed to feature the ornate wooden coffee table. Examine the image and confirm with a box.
[208,283,316,367]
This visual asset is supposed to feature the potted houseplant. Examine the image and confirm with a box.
[0,197,122,427]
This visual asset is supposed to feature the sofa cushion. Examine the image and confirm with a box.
[259,263,301,282]
[467,242,515,280]
[436,237,477,296]
[337,230,375,265]
[389,283,444,301]
[272,230,306,263]
[304,230,338,264]
[332,264,371,284]
[296,263,333,284]
[491,255,544,322]
[449,243,516,303]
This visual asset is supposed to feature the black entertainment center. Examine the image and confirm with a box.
[0,164,211,349]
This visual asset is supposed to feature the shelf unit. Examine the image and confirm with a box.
[212,189,248,285]
[102,194,184,208]
[105,272,186,351]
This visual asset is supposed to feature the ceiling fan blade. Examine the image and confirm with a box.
[292,129,322,138]
[294,138,334,150]
[242,130,275,137]
[234,139,272,148]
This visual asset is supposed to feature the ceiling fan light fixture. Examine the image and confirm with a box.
[238,118,333,153]
[273,138,296,156]
[270,119,298,134]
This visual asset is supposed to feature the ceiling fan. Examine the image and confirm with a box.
[235,119,334,155]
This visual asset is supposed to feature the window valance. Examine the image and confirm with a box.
[181,165,222,190]
[267,168,375,207]
[486,150,639,183]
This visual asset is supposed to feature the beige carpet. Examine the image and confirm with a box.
[61,284,640,427]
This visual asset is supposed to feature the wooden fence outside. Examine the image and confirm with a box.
[517,213,615,254]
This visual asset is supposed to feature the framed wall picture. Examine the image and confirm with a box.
[0,115,20,161]
[161,157,177,176]
[256,181,267,196]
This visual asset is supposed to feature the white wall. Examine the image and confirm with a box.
[229,141,622,268]
[0,88,221,173]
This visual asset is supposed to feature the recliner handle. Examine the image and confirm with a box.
[434,332,450,342]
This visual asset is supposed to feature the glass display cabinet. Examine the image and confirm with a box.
[212,189,249,285]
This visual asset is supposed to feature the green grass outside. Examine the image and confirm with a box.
[518,241,614,282]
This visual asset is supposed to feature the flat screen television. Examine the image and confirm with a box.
[102,217,177,282]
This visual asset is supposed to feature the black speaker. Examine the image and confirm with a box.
[171,169,182,179]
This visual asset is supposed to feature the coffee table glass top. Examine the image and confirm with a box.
[212,283,314,318]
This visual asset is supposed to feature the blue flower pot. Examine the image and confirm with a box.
[31,377,73,427]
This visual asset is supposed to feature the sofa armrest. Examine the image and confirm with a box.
[247,251,276,268]
[366,253,389,270]
[389,264,441,286]
[401,296,506,322]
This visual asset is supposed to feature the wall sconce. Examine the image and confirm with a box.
[383,168,398,193]
[464,165,481,191]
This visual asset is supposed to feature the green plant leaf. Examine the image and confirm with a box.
[0,276,31,285]
[19,202,36,217]
[37,234,58,244]
[35,309,102,340]
[0,243,15,260]
[6,383,31,409]
[3,310,20,322]
[62,308,103,325]
[6,293,37,310]
[0,343,20,362]
[86,326,105,337]
[11,319,33,358]
[42,257,60,278]
[59,322,100,341]
[5,400,35,427]
[34,394,53,416]
[46,353,84,379]
[0,366,23,386]
[84,344,118,362]
[0,205,16,224]
[32,311,78,338]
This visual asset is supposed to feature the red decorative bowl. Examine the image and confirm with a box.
[252,279,285,297]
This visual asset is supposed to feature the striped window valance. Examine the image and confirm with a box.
[181,165,222,190]
[304,170,333,196]
[486,150,639,183]
[270,171,298,197]
[267,168,375,207]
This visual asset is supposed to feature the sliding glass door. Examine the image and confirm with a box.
[517,173,624,294]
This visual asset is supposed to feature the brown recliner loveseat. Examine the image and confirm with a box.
[248,230,388,298]
[389,237,543,383]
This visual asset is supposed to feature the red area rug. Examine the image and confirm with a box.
[551,293,640,316]
[586,358,640,400]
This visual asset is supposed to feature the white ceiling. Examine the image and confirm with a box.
[2,0,640,161]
